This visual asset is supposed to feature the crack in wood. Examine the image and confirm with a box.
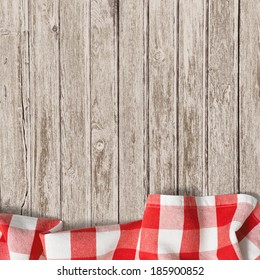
[20,83,29,215]
[4,85,7,98]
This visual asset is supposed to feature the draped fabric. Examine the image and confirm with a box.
[0,194,259,260]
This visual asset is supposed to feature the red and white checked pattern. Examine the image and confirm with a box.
[41,220,141,260]
[139,194,260,260]
[0,194,259,260]
[0,214,62,260]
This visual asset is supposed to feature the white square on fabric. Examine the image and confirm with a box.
[199,227,218,251]
[230,221,242,232]
[96,230,120,256]
[158,229,183,254]
[229,221,242,246]
[239,237,260,260]
[9,252,30,260]
[10,215,37,230]
[195,196,215,206]
[237,194,257,207]
[160,196,184,206]
[45,232,71,259]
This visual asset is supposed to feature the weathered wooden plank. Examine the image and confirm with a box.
[20,0,31,216]
[118,0,147,223]
[60,0,91,229]
[0,0,30,215]
[91,0,118,225]
[208,0,239,194]
[149,0,177,194]
[178,0,206,195]
[239,0,260,200]
[1,0,259,226]
[29,0,61,218]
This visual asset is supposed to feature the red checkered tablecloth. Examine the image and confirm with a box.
[0,194,259,260]
[138,194,259,260]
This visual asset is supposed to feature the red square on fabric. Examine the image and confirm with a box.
[35,218,61,232]
[215,195,237,228]
[184,196,197,207]
[139,251,158,260]
[0,214,13,242]
[71,230,96,260]
[183,197,200,230]
[29,229,42,260]
[0,214,13,227]
[146,194,161,205]
[120,220,141,231]
[0,236,10,260]
[142,206,160,229]
[180,229,200,260]
[179,197,200,259]
[182,207,200,230]
[216,205,237,227]
[180,252,199,260]
[236,211,259,242]
[217,244,239,260]
[113,248,137,260]
[113,223,141,259]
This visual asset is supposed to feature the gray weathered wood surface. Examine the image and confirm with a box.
[0,0,259,228]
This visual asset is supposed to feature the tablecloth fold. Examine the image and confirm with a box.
[0,194,259,260]
[0,214,62,259]
[139,194,259,260]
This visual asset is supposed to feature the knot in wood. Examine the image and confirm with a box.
[95,139,105,151]
[52,25,58,32]
[152,49,165,66]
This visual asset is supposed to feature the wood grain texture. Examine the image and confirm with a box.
[29,0,61,218]
[208,0,239,195]
[0,0,30,214]
[239,0,260,200]
[118,0,147,223]
[178,0,205,195]
[60,0,91,229]
[149,0,177,195]
[91,0,118,226]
